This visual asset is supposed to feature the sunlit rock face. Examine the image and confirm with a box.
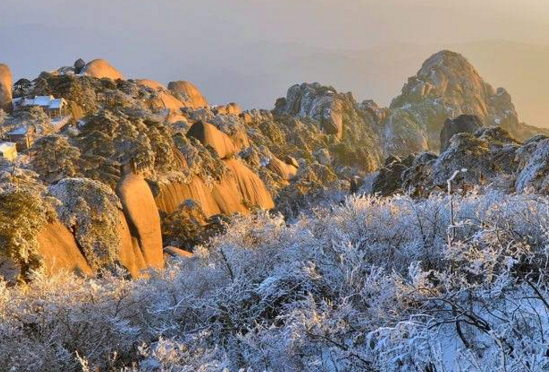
[116,172,165,272]
[384,50,539,153]
[273,82,384,172]
[81,59,124,80]
[274,83,345,139]
[167,81,209,109]
[0,64,13,112]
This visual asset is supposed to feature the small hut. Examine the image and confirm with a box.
[7,127,35,150]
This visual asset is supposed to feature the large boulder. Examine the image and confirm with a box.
[155,176,223,216]
[187,121,239,159]
[440,114,483,152]
[36,220,94,276]
[516,137,549,193]
[268,156,298,181]
[136,79,165,90]
[116,172,164,271]
[154,159,275,218]
[0,64,13,112]
[81,59,124,80]
[274,83,344,139]
[214,103,242,116]
[167,81,209,109]
[224,158,275,210]
[366,155,415,196]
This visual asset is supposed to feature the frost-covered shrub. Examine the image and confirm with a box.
[49,178,122,271]
[0,167,56,280]
[3,191,549,371]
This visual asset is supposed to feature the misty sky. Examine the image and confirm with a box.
[1,0,549,123]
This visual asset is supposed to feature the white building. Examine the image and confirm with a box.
[12,95,68,118]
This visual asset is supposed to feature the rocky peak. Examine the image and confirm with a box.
[384,50,529,153]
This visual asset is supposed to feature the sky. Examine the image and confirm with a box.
[1,0,548,124]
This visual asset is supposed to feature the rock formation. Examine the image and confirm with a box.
[168,81,209,109]
[81,59,124,80]
[272,82,384,173]
[187,121,239,159]
[136,79,165,90]
[0,64,13,112]
[36,220,94,276]
[116,171,164,271]
[274,83,345,139]
[384,50,544,153]
[74,58,86,74]
[367,125,522,197]
[440,114,483,152]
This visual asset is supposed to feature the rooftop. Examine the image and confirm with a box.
[16,96,67,111]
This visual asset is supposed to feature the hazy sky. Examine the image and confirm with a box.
[1,0,548,123]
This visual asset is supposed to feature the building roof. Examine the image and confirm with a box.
[49,98,65,110]
[18,96,66,110]
[8,127,29,136]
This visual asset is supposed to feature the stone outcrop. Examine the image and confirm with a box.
[274,83,345,139]
[155,176,223,216]
[516,136,549,193]
[214,103,242,116]
[224,158,275,210]
[136,79,165,90]
[268,157,298,181]
[367,126,522,197]
[116,172,164,271]
[36,220,94,276]
[168,81,209,109]
[440,115,483,152]
[0,64,13,112]
[154,159,274,218]
[82,59,124,80]
[74,58,86,74]
[364,155,415,197]
[187,121,239,159]
[272,82,384,172]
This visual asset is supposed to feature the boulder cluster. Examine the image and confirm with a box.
[364,114,548,198]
